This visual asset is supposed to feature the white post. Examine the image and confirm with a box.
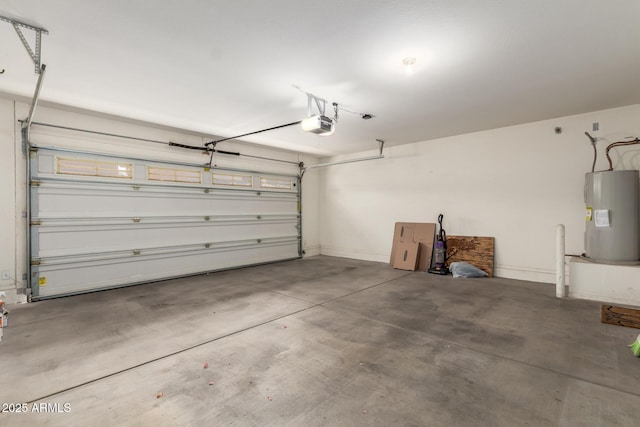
[556,224,567,298]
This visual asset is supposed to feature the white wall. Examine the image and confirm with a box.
[301,165,321,257]
[0,99,18,299]
[2,97,638,302]
[0,98,321,302]
[315,104,640,283]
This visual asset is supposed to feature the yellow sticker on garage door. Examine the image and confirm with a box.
[38,277,47,286]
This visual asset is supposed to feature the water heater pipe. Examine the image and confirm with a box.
[605,138,640,171]
[584,132,597,173]
[556,224,567,298]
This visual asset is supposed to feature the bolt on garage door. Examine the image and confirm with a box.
[29,147,301,299]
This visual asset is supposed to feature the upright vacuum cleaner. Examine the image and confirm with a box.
[428,214,449,275]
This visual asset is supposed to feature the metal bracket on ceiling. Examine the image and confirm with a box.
[307,93,327,117]
[306,93,340,123]
[0,15,49,74]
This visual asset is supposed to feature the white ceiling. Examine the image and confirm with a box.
[1,1,639,156]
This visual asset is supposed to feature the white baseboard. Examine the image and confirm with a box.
[319,246,389,263]
[494,266,555,284]
[568,291,638,306]
[318,246,559,284]
[302,245,321,257]
[0,288,23,305]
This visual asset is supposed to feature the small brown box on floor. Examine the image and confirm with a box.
[390,222,436,271]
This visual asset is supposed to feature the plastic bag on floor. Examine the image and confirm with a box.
[450,261,488,278]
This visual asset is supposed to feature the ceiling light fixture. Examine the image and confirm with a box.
[402,57,416,74]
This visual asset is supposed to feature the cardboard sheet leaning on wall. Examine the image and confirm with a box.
[390,222,436,271]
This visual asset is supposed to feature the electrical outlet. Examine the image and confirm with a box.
[1,271,9,281]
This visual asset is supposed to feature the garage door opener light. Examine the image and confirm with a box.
[301,93,337,136]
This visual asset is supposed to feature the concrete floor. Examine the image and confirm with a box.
[1,255,639,426]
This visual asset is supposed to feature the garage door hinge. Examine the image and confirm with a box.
[31,180,41,187]
[132,218,141,223]
[31,220,42,226]
[204,216,210,221]
[31,259,41,266]
[132,249,141,255]
[132,185,140,191]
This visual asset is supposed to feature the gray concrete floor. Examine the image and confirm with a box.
[1,255,639,426]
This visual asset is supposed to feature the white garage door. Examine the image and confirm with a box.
[30,147,301,299]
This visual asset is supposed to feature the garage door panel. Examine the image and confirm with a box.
[34,220,298,257]
[33,184,297,217]
[33,240,299,298]
[30,147,301,299]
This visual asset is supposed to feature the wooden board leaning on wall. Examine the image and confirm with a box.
[446,236,495,277]
[601,305,640,329]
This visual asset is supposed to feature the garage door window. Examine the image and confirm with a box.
[260,177,292,190]
[212,172,253,187]
[56,157,133,179]
[148,166,201,184]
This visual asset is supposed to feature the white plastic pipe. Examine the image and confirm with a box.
[302,155,384,171]
[556,224,567,298]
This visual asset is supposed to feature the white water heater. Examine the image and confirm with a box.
[584,170,640,263]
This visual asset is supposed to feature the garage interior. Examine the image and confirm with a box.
[1,1,640,425]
